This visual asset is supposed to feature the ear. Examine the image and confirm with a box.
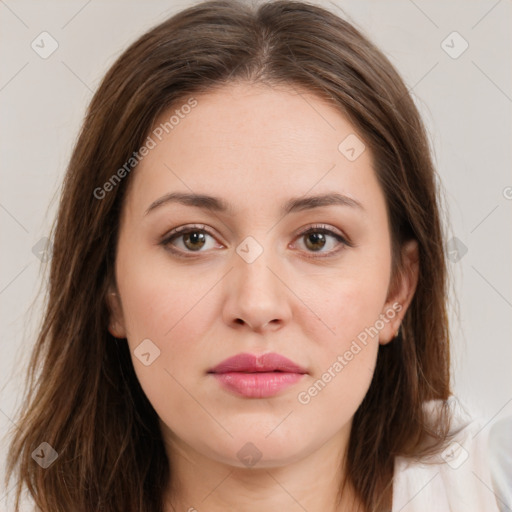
[106,286,127,338]
[379,239,419,345]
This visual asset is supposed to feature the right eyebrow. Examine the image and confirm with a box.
[145,192,232,216]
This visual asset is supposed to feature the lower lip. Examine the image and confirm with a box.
[211,372,305,398]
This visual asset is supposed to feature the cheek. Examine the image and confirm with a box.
[304,263,391,351]
[117,265,215,442]
[291,289,384,444]
[294,267,390,411]
[117,250,217,342]
[114,251,214,397]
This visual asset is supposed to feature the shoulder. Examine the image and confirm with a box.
[391,397,508,512]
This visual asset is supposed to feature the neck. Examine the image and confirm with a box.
[162,426,362,512]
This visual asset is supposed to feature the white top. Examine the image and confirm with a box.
[392,398,512,512]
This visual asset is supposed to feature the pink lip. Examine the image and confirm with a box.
[208,352,307,398]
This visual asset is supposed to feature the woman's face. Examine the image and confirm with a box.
[109,82,418,469]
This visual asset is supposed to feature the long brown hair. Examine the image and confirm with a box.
[4,1,457,510]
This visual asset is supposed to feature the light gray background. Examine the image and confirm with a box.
[1,0,511,508]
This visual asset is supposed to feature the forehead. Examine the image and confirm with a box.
[125,82,386,222]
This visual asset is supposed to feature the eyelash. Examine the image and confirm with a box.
[160,223,352,259]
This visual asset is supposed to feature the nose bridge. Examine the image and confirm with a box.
[234,234,281,297]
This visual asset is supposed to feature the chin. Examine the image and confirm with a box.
[199,428,312,469]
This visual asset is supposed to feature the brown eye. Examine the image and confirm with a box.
[182,231,207,251]
[295,225,350,257]
[161,224,220,255]
[304,231,328,251]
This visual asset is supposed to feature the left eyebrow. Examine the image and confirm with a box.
[144,191,365,216]
[282,192,365,214]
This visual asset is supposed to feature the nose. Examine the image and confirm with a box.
[222,244,293,334]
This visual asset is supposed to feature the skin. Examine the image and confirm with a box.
[108,82,419,512]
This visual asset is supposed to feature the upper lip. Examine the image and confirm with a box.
[208,352,308,374]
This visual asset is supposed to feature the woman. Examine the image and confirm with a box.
[3,0,506,511]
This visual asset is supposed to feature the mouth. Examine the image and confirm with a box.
[208,352,308,398]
